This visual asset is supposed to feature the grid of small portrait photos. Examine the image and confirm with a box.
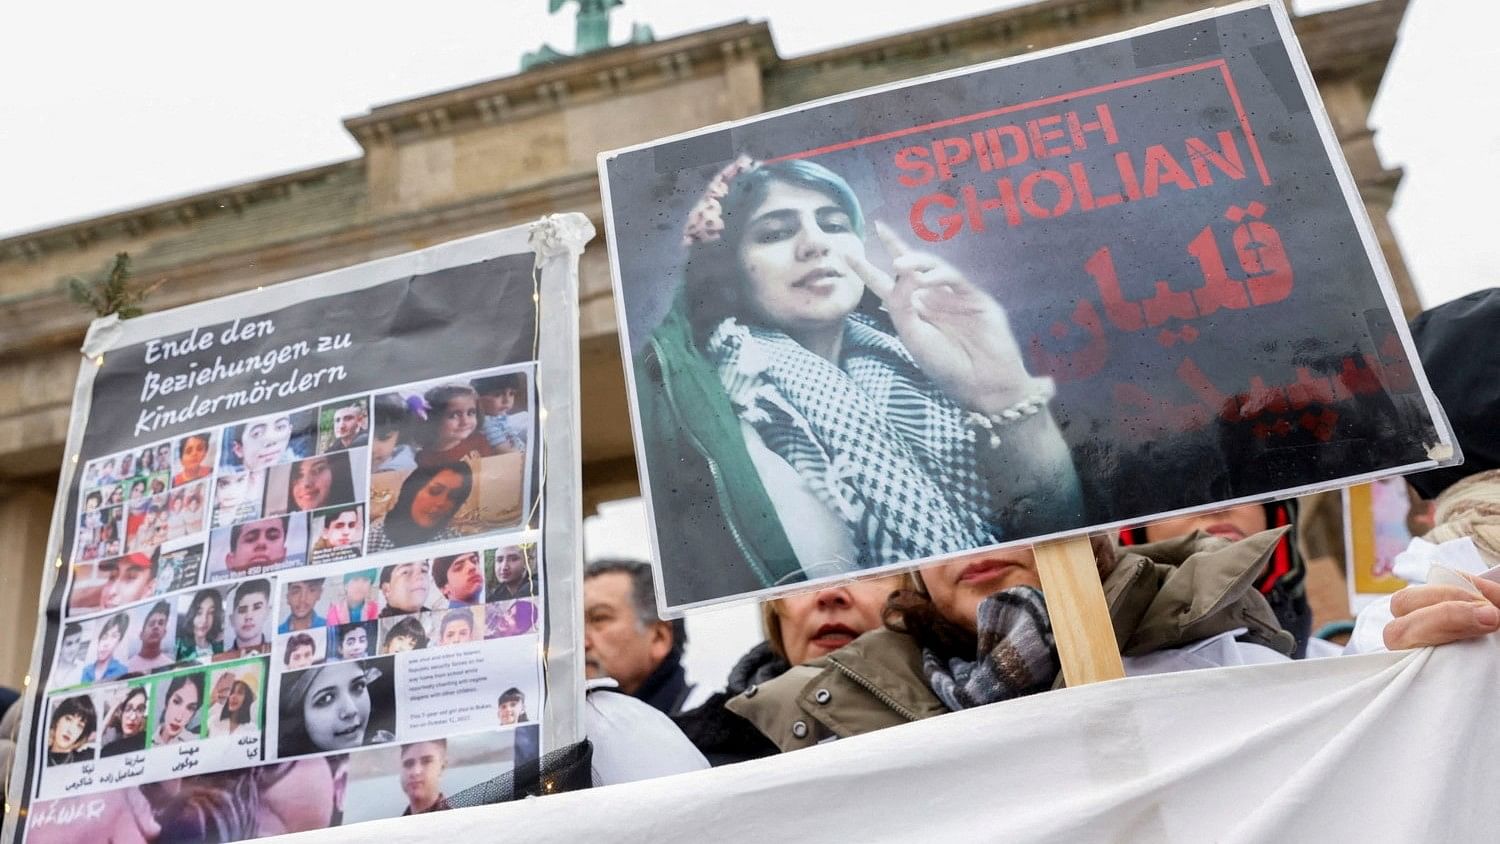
[37,363,544,805]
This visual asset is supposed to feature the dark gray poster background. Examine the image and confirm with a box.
[605,7,1439,600]
[81,255,536,457]
[19,252,538,823]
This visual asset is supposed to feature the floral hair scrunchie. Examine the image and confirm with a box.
[681,154,759,246]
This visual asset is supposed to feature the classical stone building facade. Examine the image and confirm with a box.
[0,0,1415,686]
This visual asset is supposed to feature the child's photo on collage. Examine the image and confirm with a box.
[367,367,536,553]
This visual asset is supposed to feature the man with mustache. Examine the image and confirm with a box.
[328,401,369,451]
[583,559,700,716]
[490,545,534,600]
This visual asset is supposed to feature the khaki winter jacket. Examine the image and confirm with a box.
[727,529,1296,752]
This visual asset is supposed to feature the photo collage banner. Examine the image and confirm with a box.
[10,223,589,843]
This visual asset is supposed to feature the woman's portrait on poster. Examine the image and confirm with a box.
[281,452,357,514]
[278,657,396,757]
[365,461,473,552]
[46,694,98,766]
[177,588,226,663]
[633,156,1083,603]
[100,685,151,757]
[208,677,261,738]
[152,672,205,747]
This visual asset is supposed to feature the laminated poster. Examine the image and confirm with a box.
[6,216,593,843]
[599,1,1457,612]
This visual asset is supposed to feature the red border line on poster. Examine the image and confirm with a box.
[767,59,1272,189]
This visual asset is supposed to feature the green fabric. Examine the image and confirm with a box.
[636,297,803,594]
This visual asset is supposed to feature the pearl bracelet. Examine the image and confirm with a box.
[965,379,1056,449]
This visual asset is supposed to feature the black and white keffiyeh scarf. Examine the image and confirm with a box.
[922,587,1059,711]
[708,315,996,568]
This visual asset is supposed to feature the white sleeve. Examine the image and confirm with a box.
[1344,596,1395,656]
[584,680,709,787]
[1121,629,1291,677]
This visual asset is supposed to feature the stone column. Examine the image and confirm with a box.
[0,484,55,689]
[1320,73,1422,316]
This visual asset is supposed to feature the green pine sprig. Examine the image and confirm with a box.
[67,252,161,319]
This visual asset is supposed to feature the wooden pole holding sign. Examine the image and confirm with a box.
[1033,535,1125,685]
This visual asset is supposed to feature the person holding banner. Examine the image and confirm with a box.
[1351,288,1500,653]
[676,574,905,765]
[728,531,1294,751]
[636,157,1082,599]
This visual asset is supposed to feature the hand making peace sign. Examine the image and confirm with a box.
[847,223,1042,417]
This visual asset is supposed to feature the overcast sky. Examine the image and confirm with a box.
[1,0,1494,308]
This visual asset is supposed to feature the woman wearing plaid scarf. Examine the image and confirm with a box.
[635,157,1083,606]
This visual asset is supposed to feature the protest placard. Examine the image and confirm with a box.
[1344,478,1426,611]
[6,215,592,843]
[599,1,1457,613]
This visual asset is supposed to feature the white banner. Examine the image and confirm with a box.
[258,636,1499,843]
